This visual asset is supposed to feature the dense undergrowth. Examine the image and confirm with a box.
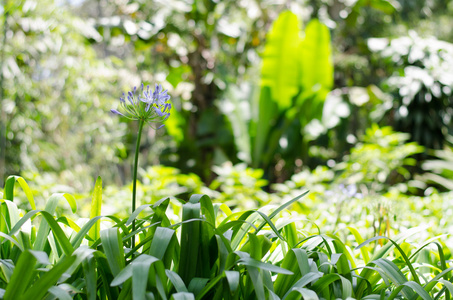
[0,175,452,299]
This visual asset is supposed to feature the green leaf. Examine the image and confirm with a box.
[438,279,453,297]
[251,86,278,167]
[89,176,103,245]
[246,265,265,299]
[285,287,319,300]
[39,211,75,256]
[82,255,97,300]
[126,204,153,226]
[195,273,228,300]
[34,193,77,252]
[215,234,231,274]
[255,191,309,235]
[275,248,310,296]
[252,10,304,167]
[70,215,103,248]
[47,286,73,300]
[100,228,125,277]
[3,176,36,210]
[166,270,188,293]
[281,272,322,299]
[260,10,302,110]
[0,200,20,234]
[369,0,399,14]
[149,227,175,260]
[188,277,209,296]
[94,252,120,299]
[0,232,23,252]
[3,176,16,202]
[225,270,240,294]
[171,292,195,300]
[373,258,414,299]
[355,228,423,298]
[299,19,333,102]
[3,250,41,299]
[132,255,161,300]
[179,202,201,285]
[312,273,352,299]
[347,226,370,263]
[400,281,432,300]
[238,256,293,275]
[255,210,287,241]
[7,210,39,237]
[22,254,77,300]
[241,233,271,261]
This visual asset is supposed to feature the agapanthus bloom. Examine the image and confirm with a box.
[111,83,171,129]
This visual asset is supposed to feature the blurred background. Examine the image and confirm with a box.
[1,0,453,197]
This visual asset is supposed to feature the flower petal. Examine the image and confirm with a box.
[111,109,126,117]
[153,106,164,117]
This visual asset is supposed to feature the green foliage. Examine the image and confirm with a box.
[1,0,126,188]
[4,0,453,189]
[250,12,333,173]
[209,163,270,209]
[273,125,432,237]
[336,124,424,192]
[1,177,453,299]
[140,165,208,202]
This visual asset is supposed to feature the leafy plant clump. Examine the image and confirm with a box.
[0,176,452,299]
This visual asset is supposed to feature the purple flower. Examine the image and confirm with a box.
[111,83,172,129]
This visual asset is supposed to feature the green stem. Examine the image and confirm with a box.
[131,119,144,248]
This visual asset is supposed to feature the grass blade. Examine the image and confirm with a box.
[171,292,195,300]
[3,250,41,299]
[22,254,77,300]
[39,211,75,256]
[3,176,36,210]
[100,228,125,276]
[48,286,73,300]
[255,191,309,233]
[34,193,77,252]
[225,270,240,295]
[132,255,159,300]
[149,227,175,260]
[82,255,97,300]
[238,256,293,275]
[285,287,319,300]
[166,270,188,293]
[179,202,200,285]
[89,176,102,245]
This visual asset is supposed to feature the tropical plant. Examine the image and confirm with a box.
[224,11,333,182]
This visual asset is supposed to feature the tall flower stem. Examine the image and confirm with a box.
[131,119,145,248]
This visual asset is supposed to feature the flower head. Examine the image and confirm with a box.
[111,83,171,128]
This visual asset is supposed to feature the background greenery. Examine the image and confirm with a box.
[2,0,453,190]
